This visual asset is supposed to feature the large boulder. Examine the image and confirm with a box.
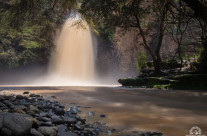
[0,112,32,136]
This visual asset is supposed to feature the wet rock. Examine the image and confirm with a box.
[37,116,51,122]
[30,94,40,98]
[3,95,14,100]
[86,112,95,117]
[48,110,57,117]
[53,101,60,106]
[2,109,9,112]
[39,121,53,126]
[63,117,77,124]
[16,95,25,99]
[74,124,84,130]
[19,99,27,105]
[58,131,78,136]
[67,106,79,114]
[139,132,163,136]
[51,116,64,124]
[3,100,14,108]
[29,105,40,115]
[54,108,65,116]
[92,122,102,128]
[51,96,56,98]
[39,112,49,117]
[83,106,91,109]
[0,112,32,136]
[25,116,39,128]
[0,95,5,101]
[1,128,12,136]
[37,127,57,136]
[13,108,26,114]
[30,128,44,136]
[57,124,67,133]
[100,114,107,118]
[23,91,30,94]
[0,101,6,107]
[0,113,3,129]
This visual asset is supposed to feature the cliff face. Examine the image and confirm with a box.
[95,36,120,80]
[96,27,178,78]
[113,28,142,77]
[96,28,145,79]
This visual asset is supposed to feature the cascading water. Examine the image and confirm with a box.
[44,15,96,85]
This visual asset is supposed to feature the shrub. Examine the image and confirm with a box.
[136,52,147,71]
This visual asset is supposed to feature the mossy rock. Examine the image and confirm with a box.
[171,74,207,82]
[161,60,183,69]
[118,77,171,87]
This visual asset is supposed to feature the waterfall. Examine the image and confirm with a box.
[46,15,96,85]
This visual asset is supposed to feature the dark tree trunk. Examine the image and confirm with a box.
[153,58,161,74]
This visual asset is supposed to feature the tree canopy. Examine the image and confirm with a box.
[0,0,78,69]
[80,0,207,74]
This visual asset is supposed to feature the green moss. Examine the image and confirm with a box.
[19,40,42,49]
[153,84,170,89]
[18,50,37,65]
[1,39,12,45]
[119,74,207,90]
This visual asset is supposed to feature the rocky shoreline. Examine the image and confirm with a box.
[0,91,163,136]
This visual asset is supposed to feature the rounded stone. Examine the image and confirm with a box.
[1,112,32,136]
[30,128,44,136]
[37,127,57,136]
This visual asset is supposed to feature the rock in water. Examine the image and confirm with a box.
[30,128,44,136]
[16,95,25,99]
[67,106,79,114]
[51,116,64,124]
[0,112,32,136]
[23,91,30,94]
[37,127,57,136]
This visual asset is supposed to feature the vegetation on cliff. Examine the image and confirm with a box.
[80,0,207,75]
[0,0,78,69]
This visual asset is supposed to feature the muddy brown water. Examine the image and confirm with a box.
[0,86,207,136]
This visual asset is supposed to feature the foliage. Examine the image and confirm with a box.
[198,46,207,73]
[136,52,147,71]
[0,0,78,69]
[80,0,207,74]
[119,74,207,90]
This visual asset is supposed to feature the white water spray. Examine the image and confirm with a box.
[40,15,96,86]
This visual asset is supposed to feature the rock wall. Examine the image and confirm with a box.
[96,27,178,79]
